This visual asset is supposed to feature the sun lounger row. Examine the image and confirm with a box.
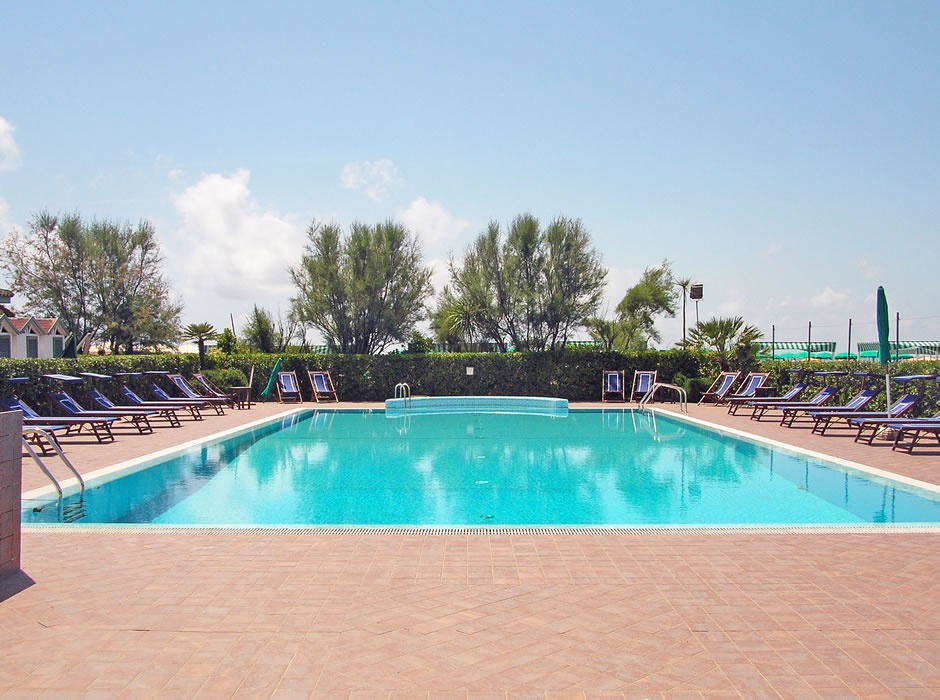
[706,370,939,452]
[4,372,249,455]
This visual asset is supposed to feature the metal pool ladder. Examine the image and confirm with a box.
[394,382,411,407]
[21,428,87,522]
[639,382,688,413]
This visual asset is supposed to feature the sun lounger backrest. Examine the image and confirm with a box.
[52,393,84,415]
[0,397,38,418]
[170,374,200,398]
[716,374,737,396]
[889,394,919,414]
[634,371,654,394]
[120,386,143,404]
[150,384,173,401]
[778,384,805,401]
[845,390,877,410]
[738,373,768,396]
[312,372,328,393]
[279,372,298,393]
[88,389,116,409]
[805,387,836,404]
[605,371,621,392]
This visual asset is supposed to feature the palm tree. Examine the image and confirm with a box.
[687,316,762,371]
[181,322,217,369]
[674,278,693,343]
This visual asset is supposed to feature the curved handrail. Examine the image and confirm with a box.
[21,427,85,497]
[639,382,688,413]
[394,382,411,406]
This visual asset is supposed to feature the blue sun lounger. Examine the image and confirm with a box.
[810,394,919,436]
[720,372,769,409]
[149,383,221,415]
[602,370,624,402]
[87,388,181,428]
[850,409,940,445]
[307,370,338,403]
[778,388,874,427]
[0,396,117,443]
[698,371,741,405]
[166,374,228,414]
[727,383,806,416]
[119,386,203,421]
[748,386,838,423]
[50,392,157,434]
[629,370,657,403]
[891,420,940,453]
[276,371,302,403]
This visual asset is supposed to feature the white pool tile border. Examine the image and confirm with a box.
[651,406,940,495]
[21,406,309,501]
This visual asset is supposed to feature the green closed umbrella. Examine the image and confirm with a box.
[876,286,892,415]
[261,357,282,400]
[61,334,77,359]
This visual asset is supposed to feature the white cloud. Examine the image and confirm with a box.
[170,169,304,305]
[399,197,471,253]
[427,258,452,297]
[0,117,22,171]
[852,256,880,281]
[168,168,184,181]
[810,286,850,309]
[340,158,400,200]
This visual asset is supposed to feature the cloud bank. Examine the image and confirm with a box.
[0,117,22,171]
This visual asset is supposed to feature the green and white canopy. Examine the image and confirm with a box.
[856,341,940,355]
[756,341,836,354]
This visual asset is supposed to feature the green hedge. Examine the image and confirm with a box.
[1,352,937,417]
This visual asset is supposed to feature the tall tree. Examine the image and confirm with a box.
[445,214,606,351]
[289,220,433,354]
[674,277,693,343]
[616,261,677,350]
[242,305,299,353]
[0,212,182,352]
[181,322,217,369]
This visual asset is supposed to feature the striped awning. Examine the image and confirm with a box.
[756,341,836,353]
[308,344,330,354]
[856,341,940,354]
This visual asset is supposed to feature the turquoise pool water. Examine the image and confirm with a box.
[23,409,940,526]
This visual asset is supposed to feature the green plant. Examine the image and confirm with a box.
[406,331,433,354]
[181,322,217,369]
[200,368,247,391]
[215,328,237,354]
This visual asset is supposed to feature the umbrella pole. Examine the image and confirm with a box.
[885,374,892,418]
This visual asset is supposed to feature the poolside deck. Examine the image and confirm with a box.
[3,400,939,697]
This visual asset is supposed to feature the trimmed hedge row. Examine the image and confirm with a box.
[1,352,937,417]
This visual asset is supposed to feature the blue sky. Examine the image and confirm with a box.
[1,1,938,349]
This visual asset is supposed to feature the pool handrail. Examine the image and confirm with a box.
[639,382,688,413]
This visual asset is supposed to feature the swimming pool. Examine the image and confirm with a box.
[22,409,940,526]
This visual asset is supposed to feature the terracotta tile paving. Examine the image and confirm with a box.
[3,399,940,696]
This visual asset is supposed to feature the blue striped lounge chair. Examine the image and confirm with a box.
[602,370,624,402]
[630,370,657,403]
[698,371,741,405]
[0,396,117,443]
[50,391,156,434]
[307,370,338,403]
[777,388,875,427]
[728,383,806,416]
[851,409,940,445]
[87,388,181,428]
[119,385,203,421]
[719,372,768,411]
[277,370,303,403]
[810,394,920,436]
[892,419,940,453]
[166,374,228,414]
[149,383,222,415]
